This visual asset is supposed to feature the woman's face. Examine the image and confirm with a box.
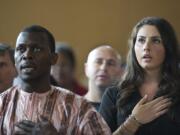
[134,25,165,72]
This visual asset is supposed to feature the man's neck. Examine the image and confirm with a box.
[18,77,51,93]
[85,84,106,103]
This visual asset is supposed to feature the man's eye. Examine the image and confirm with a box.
[107,61,116,66]
[33,48,41,52]
[0,63,6,68]
[16,47,26,53]
[95,59,102,64]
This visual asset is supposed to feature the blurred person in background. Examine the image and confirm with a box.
[0,43,17,93]
[84,45,123,110]
[51,43,87,96]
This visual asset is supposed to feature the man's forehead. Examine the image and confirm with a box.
[16,32,48,45]
[89,47,119,60]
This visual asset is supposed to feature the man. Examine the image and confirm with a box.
[51,43,87,96]
[84,45,123,110]
[0,25,111,134]
[0,43,17,93]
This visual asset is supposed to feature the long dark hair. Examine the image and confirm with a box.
[117,17,180,117]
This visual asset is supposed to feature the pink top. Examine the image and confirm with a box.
[0,85,111,135]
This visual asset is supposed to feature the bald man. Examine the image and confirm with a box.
[84,45,123,110]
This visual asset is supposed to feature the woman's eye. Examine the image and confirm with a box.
[137,38,145,44]
[152,38,161,44]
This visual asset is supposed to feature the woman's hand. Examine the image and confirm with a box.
[132,95,171,124]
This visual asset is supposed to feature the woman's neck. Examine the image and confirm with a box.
[144,68,161,82]
[140,69,161,100]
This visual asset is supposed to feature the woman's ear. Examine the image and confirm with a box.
[50,53,58,65]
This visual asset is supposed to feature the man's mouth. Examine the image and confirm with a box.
[22,67,35,72]
[21,64,36,73]
[97,74,108,80]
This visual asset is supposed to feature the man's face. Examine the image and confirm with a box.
[85,47,122,89]
[15,32,53,81]
[0,51,16,92]
[51,53,74,87]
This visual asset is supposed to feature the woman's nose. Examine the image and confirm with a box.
[143,40,150,51]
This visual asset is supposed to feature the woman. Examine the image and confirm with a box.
[99,17,180,135]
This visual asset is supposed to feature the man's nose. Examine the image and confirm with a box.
[23,49,33,60]
[100,62,107,70]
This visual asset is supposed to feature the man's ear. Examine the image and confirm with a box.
[50,53,58,65]
[84,62,89,77]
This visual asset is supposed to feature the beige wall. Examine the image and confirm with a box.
[1,0,180,85]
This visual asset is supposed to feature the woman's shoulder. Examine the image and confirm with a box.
[101,86,120,106]
[104,86,119,98]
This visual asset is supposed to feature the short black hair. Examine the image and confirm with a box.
[0,43,15,64]
[55,43,76,68]
[21,25,55,53]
